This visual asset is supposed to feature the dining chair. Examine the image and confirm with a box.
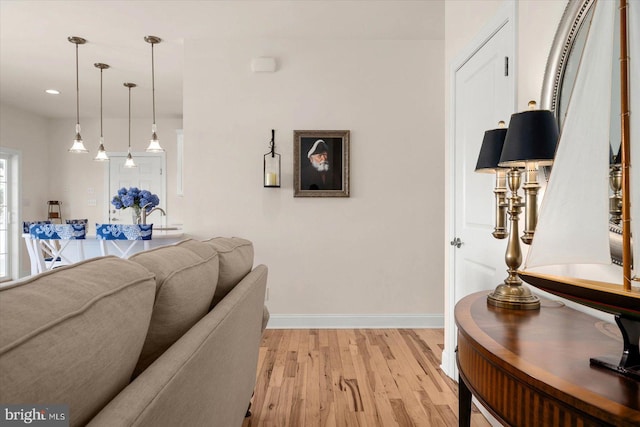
[95,224,153,258]
[22,221,51,275]
[28,223,86,273]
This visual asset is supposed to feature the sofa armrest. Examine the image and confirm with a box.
[88,265,268,427]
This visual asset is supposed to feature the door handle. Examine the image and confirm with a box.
[450,237,462,248]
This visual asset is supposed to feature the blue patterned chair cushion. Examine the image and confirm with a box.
[29,223,86,240]
[22,221,51,234]
[96,224,153,241]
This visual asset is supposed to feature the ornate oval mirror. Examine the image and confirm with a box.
[540,0,627,265]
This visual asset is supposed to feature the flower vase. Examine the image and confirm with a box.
[131,206,142,224]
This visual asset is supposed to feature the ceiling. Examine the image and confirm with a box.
[0,1,444,120]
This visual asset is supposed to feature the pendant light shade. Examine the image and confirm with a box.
[69,136,88,153]
[144,36,165,152]
[95,142,109,161]
[124,83,138,168]
[68,36,88,153]
[94,63,110,161]
[124,152,136,168]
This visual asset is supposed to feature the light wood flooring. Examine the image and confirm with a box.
[242,329,490,427]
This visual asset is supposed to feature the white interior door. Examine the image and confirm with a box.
[107,154,165,224]
[454,21,514,300]
[443,5,516,381]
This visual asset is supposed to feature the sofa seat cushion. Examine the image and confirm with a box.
[0,256,156,427]
[128,243,219,376]
[202,237,254,308]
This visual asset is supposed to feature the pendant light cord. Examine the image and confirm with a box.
[75,42,80,127]
[128,86,132,150]
[151,42,156,125]
[100,67,103,138]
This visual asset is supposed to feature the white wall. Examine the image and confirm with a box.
[1,104,50,219]
[1,104,50,276]
[516,1,570,110]
[183,38,445,322]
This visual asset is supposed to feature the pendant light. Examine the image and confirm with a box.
[144,36,165,152]
[124,83,137,168]
[94,63,110,161]
[68,36,88,153]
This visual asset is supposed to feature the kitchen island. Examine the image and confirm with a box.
[23,228,185,275]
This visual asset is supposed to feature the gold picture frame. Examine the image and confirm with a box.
[293,130,350,198]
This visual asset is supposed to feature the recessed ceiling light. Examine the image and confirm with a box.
[45,89,60,95]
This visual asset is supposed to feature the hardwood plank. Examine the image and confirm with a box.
[319,346,335,427]
[243,329,490,427]
[270,328,291,387]
[306,350,321,426]
[389,398,414,427]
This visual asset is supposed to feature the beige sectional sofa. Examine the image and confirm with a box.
[0,237,268,427]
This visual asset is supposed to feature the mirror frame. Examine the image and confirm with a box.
[540,0,596,116]
[539,0,624,265]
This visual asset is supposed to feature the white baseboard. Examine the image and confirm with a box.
[440,348,455,380]
[266,314,444,329]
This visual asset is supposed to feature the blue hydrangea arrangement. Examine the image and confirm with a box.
[111,187,160,213]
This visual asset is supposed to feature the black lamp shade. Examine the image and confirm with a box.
[475,128,507,173]
[499,110,559,167]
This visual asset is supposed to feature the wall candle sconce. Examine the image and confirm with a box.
[475,121,508,239]
[481,100,559,310]
[264,129,281,187]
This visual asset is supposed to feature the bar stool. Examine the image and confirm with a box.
[28,223,86,273]
[95,224,153,258]
[47,200,62,223]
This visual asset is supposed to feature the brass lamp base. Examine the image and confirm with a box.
[487,283,540,310]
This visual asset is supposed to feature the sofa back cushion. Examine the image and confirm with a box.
[128,242,219,376]
[0,256,156,427]
[174,238,217,259]
[202,237,254,308]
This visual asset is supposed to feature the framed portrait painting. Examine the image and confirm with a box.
[294,130,350,197]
